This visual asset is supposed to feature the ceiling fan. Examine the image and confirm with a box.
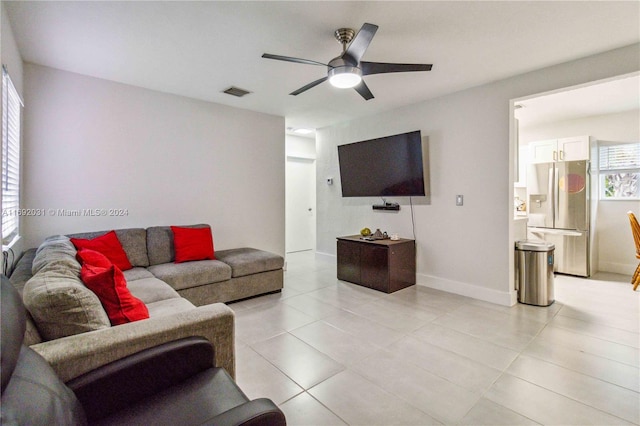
[262,23,433,100]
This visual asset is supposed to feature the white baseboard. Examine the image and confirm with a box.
[314,251,516,306]
[314,251,336,262]
[417,272,516,307]
[597,261,636,275]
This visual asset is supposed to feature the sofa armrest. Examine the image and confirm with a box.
[69,337,214,422]
[31,303,235,382]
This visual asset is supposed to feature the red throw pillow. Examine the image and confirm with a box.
[76,247,112,268]
[171,226,215,263]
[71,230,133,271]
[78,249,149,326]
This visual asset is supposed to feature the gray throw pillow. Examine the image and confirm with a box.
[23,268,110,341]
[32,235,79,276]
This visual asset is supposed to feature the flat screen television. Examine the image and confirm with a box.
[338,130,426,197]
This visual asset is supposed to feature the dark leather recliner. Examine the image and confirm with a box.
[0,275,286,425]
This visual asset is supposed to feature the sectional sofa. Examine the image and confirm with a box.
[8,224,284,382]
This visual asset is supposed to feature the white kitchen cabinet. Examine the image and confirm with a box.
[557,136,590,161]
[529,139,557,163]
[529,136,589,163]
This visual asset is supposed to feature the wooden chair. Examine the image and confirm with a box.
[628,211,640,291]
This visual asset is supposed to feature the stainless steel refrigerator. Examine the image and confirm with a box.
[527,160,590,277]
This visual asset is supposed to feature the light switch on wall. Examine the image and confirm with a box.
[456,195,464,206]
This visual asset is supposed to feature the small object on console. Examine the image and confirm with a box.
[372,202,400,211]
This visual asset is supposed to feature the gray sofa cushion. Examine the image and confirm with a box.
[23,269,110,341]
[215,248,284,278]
[32,236,79,276]
[9,249,43,346]
[67,228,149,267]
[145,297,196,318]
[127,277,182,304]
[123,267,155,282]
[146,224,210,266]
[147,261,231,291]
[10,249,38,296]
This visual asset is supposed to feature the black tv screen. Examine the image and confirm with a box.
[338,130,425,197]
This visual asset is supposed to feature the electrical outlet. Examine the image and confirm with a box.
[456,195,464,206]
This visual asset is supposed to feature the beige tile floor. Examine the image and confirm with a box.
[231,251,640,425]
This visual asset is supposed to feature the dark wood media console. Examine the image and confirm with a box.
[336,235,416,293]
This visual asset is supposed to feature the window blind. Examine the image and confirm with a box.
[599,143,640,171]
[2,66,22,245]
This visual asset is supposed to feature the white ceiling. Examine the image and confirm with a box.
[4,1,640,132]
[515,74,640,127]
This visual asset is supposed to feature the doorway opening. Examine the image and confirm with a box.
[509,71,639,279]
[285,133,317,254]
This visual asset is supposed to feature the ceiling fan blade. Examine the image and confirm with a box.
[262,53,328,67]
[361,61,433,75]
[290,76,329,96]
[343,23,378,64]
[354,80,374,101]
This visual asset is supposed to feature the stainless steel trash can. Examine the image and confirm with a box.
[515,240,555,306]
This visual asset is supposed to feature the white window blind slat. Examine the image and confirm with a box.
[599,143,640,170]
[2,66,21,244]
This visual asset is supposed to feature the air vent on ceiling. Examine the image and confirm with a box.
[223,86,251,97]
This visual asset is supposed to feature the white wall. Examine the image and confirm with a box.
[22,64,285,255]
[285,134,316,159]
[316,44,640,305]
[1,3,23,96]
[520,109,640,274]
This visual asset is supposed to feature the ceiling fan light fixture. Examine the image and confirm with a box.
[328,66,362,89]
